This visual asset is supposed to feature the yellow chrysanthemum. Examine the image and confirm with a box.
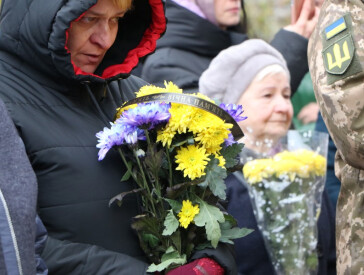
[163,81,183,94]
[194,121,231,151]
[243,159,275,184]
[206,144,223,156]
[214,154,226,168]
[156,127,176,148]
[274,159,302,181]
[175,145,209,180]
[243,149,327,184]
[135,84,166,97]
[178,200,200,229]
[188,109,215,134]
[274,150,326,178]
[135,81,183,97]
[312,154,326,176]
[168,104,195,134]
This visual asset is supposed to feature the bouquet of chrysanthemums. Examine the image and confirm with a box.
[243,130,328,275]
[96,82,252,272]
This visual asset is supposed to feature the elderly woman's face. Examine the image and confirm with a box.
[67,0,127,73]
[237,72,293,148]
[214,0,241,29]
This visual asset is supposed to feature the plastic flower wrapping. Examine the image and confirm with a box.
[242,130,328,275]
[96,82,252,272]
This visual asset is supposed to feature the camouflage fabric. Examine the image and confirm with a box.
[308,1,364,274]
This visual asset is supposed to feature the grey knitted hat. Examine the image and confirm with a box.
[199,39,289,104]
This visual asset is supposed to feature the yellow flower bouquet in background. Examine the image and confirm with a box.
[96,82,252,272]
[243,130,328,275]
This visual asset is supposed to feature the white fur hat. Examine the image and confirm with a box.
[199,39,289,103]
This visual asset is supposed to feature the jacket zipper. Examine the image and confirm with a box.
[0,188,23,275]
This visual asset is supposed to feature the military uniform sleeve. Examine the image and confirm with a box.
[308,2,364,274]
[308,3,364,171]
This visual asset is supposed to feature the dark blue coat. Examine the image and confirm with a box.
[315,112,341,208]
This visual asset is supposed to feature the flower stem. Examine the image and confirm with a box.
[134,150,157,216]
[144,129,162,199]
[166,146,173,188]
[117,147,139,186]
[144,129,151,145]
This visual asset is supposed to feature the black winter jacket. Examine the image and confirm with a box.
[141,0,309,94]
[0,0,238,274]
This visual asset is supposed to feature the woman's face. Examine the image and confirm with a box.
[214,0,241,29]
[237,72,293,149]
[67,0,127,73]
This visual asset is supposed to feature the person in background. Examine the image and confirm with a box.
[199,39,336,274]
[140,0,319,94]
[314,112,340,208]
[0,98,48,275]
[0,0,235,274]
[308,0,364,273]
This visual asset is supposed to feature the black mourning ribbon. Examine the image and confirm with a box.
[122,93,244,140]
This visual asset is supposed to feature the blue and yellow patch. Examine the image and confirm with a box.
[325,17,347,40]
[321,13,362,84]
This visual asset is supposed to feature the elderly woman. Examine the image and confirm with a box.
[199,39,336,274]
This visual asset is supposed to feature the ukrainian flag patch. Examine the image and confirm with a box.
[325,17,347,40]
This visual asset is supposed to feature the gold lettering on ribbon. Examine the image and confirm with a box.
[327,41,351,70]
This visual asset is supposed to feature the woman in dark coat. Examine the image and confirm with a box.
[141,0,318,93]
[0,0,236,273]
[200,39,336,274]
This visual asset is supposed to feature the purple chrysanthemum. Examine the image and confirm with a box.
[96,123,145,160]
[224,133,237,147]
[219,103,247,122]
[96,123,126,161]
[117,102,171,130]
[124,127,146,145]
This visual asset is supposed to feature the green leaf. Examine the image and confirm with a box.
[165,182,190,200]
[142,233,160,248]
[169,230,182,255]
[120,168,132,182]
[109,188,144,207]
[199,158,227,200]
[131,215,161,237]
[220,226,253,244]
[147,248,187,272]
[222,214,238,228]
[131,215,162,262]
[219,216,253,244]
[164,199,182,212]
[144,145,164,175]
[162,210,179,236]
[220,143,244,168]
[196,242,213,250]
[193,197,225,248]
